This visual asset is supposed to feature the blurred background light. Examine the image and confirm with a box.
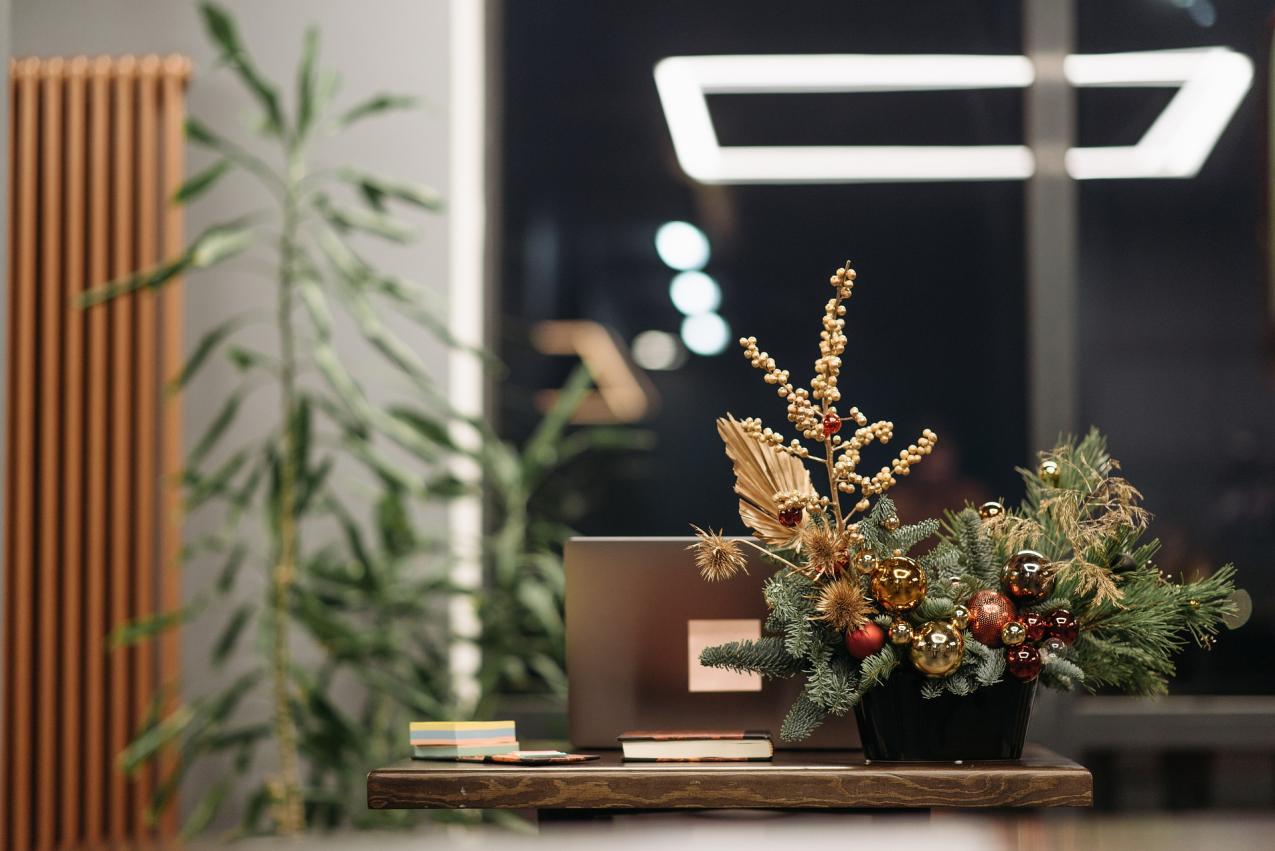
[668,271,722,316]
[631,329,686,371]
[655,220,711,270]
[680,313,731,356]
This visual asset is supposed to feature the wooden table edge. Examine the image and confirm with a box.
[366,746,1093,811]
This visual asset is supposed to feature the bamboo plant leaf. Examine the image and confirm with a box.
[181,779,231,840]
[79,218,258,307]
[294,26,320,142]
[212,603,255,668]
[200,2,286,137]
[110,595,210,648]
[174,159,233,204]
[521,363,593,484]
[119,705,195,775]
[335,92,417,128]
[171,312,256,391]
[217,543,249,594]
[187,385,249,471]
[336,168,443,211]
[316,194,416,242]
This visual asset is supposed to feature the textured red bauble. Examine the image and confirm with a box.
[1006,645,1042,681]
[966,590,1017,647]
[1046,609,1079,645]
[778,507,803,527]
[822,412,842,437]
[845,622,885,659]
[1021,610,1049,642]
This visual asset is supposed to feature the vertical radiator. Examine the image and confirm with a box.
[2,55,188,851]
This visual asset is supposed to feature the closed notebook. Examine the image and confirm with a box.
[617,730,773,762]
[409,721,516,747]
[412,742,520,760]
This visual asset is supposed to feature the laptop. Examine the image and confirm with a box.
[565,537,860,749]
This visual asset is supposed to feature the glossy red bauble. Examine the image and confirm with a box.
[1021,610,1049,642]
[822,412,842,437]
[1006,645,1042,681]
[845,622,886,660]
[966,590,1017,647]
[778,507,803,527]
[1046,609,1079,645]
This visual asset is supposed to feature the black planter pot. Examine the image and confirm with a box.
[853,668,1036,761]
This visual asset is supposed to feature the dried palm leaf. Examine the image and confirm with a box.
[718,414,817,549]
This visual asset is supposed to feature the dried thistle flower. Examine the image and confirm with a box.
[689,526,749,582]
[812,578,874,632]
[797,523,849,580]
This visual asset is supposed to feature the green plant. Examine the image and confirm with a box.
[92,2,469,835]
[97,4,649,835]
[474,369,653,715]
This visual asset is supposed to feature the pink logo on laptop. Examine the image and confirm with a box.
[686,619,763,692]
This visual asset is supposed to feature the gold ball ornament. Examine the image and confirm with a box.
[1001,549,1053,603]
[1038,459,1061,486]
[888,620,914,645]
[909,621,965,677]
[951,604,970,631]
[1001,621,1027,646]
[883,514,901,531]
[978,501,1005,520]
[870,556,927,613]
[852,550,878,576]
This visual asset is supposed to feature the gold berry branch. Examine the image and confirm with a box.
[738,261,938,535]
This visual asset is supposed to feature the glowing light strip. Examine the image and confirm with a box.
[654,49,1253,183]
[1064,48,1253,179]
[448,0,486,711]
[654,54,1036,183]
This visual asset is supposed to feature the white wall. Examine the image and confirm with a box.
[11,0,455,823]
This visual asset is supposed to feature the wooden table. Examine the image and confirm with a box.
[367,744,1092,814]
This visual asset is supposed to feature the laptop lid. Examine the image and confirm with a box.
[565,536,860,749]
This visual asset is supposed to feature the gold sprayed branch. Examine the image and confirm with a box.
[733,261,938,532]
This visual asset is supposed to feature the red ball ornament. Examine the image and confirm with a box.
[1006,645,1042,681]
[1046,609,1079,645]
[778,507,803,527]
[1021,610,1049,643]
[845,622,885,659]
[966,590,1017,647]
[822,412,842,437]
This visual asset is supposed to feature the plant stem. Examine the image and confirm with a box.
[269,168,305,835]
[823,428,842,532]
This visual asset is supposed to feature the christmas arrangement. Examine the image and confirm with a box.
[691,260,1238,750]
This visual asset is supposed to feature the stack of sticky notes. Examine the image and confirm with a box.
[409,721,518,760]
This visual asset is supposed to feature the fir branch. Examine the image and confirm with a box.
[944,507,1000,587]
[965,636,1006,686]
[944,673,975,696]
[851,646,898,700]
[804,648,857,715]
[1041,656,1085,691]
[888,517,940,553]
[780,692,826,742]
[859,497,896,553]
[915,596,955,621]
[920,542,961,583]
[699,637,803,679]
[1029,596,1074,614]
[920,679,944,699]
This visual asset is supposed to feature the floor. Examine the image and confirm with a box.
[189,811,1275,850]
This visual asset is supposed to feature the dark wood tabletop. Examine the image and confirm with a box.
[367,744,1092,811]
